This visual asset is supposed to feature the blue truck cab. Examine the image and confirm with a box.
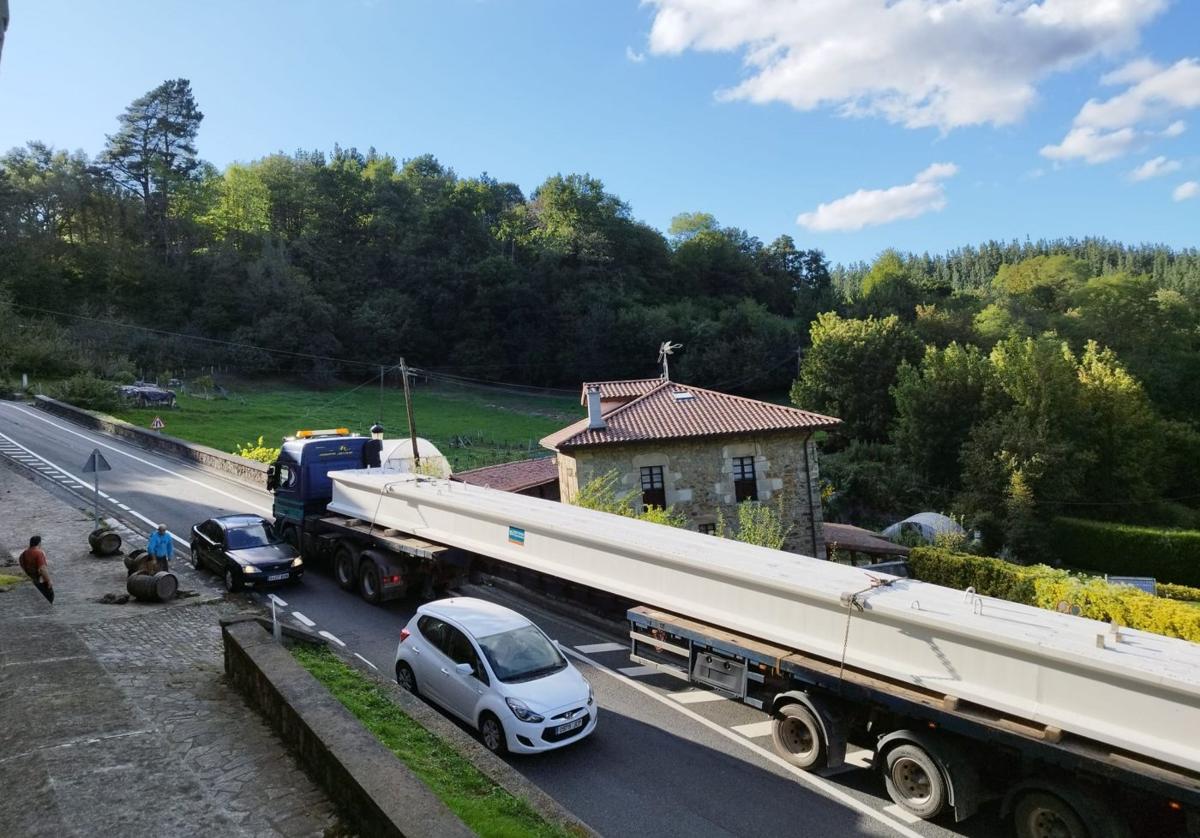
[267,430,380,547]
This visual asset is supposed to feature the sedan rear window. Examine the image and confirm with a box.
[477,625,566,683]
[225,523,275,550]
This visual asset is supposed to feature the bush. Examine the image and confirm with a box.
[909,546,1200,643]
[234,436,281,464]
[51,373,121,413]
[1050,517,1200,587]
[1159,582,1200,603]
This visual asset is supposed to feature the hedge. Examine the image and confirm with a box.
[908,547,1200,644]
[1050,517,1200,588]
[1159,582,1200,603]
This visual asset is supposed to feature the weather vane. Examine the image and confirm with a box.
[658,341,682,380]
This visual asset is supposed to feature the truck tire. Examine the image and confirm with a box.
[1013,792,1088,838]
[882,743,948,820]
[772,702,827,769]
[334,543,357,592]
[359,559,383,605]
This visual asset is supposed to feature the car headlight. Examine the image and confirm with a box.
[241,564,261,574]
[505,698,544,723]
[291,557,303,568]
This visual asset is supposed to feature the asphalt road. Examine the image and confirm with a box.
[0,401,1008,838]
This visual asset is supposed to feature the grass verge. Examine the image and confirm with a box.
[292,645,577,838]
[0,573,25,591]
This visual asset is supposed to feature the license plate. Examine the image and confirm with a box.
[268,573,289,581]
[554,718,583,735]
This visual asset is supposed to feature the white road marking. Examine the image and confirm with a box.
[0,404,272,515]
[268,593,288,607]
[561,647,925,838]
[670,690,728,705]
[846,748,874,768]
[617,665,659,678]
[318,631,345,647]
[882,804,924,825]
[732,720,775,738]
[292,611,315,627]
[575,642,627,654]
[0,431,188,545]
[118,504,131,511]
[354,653,378,670]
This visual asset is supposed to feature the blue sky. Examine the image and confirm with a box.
[1,0,1196,264]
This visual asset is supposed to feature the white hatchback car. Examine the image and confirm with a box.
[394,597,597,754]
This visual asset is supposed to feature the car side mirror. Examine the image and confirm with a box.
[455,662,474,677]
[266,465,278,491]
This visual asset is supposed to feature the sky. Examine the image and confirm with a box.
[0,0,1197,264]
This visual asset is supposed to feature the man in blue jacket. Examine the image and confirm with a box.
[147,524,174,572]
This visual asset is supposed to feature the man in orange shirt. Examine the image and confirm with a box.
[19,535,54,603]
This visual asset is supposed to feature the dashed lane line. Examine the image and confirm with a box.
[268,594,288,608]
[560,646,925,838]
[883,804,924,825]
[575,642,627,654]
[0,431,188,547]
[616,665,659,678]
[670,690,729,705]
[292,612,316,627]
[319,631,346,647]
[732,720,775,739]
[354,653,378,670]
[0,403,272,516]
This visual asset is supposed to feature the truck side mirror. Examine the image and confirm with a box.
[266,465,278,491]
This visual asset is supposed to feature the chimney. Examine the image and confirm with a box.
[586,386,606,430]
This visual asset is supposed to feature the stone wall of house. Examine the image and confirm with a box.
[556,432,826,558]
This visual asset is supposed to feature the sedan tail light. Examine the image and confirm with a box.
[400,627,411,643]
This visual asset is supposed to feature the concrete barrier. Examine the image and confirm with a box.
[221,617,473,838]
[34,395,267,488]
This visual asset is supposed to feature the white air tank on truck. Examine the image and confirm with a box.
[317,468,1199,838]
[266,428,465,603]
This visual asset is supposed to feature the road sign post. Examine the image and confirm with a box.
[82,448,112,527]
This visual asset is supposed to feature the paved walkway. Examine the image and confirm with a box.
[0,460,342,837]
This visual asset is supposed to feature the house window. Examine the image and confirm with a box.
[698,523,718,535]
[733,456,758,502]
[640,465,666,509]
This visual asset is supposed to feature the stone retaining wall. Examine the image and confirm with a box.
[34,395,268,488]
[221,617,473,838]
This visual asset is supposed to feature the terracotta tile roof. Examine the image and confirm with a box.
[823,523,910,557]
[452,457,559,493]
[579,379,663,404]
[542,380,841,451]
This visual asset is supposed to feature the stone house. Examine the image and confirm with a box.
[540,378,841,558]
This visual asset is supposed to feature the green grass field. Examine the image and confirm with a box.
[108,381,580,471]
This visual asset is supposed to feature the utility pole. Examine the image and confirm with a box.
[400,358,421,468]
[378,364,385,428]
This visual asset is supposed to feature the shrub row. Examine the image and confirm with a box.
[908,547,1200,644]
[1159,582,1200,603]
[1050,517,1200,588]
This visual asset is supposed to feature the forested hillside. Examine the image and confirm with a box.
[3,79,1199,558]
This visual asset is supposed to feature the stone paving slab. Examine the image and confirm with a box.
[0,460,343,838]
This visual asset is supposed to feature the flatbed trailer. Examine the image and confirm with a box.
[628,605,1200,838]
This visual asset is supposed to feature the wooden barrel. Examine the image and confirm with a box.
[126,571,178,602]
[89,528,122,556]
[123,548,149,575]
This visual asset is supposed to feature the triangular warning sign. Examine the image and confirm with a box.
[83,449,112,474]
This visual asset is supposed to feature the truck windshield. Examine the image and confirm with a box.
[226,524,276,550]
[477,625,566,683]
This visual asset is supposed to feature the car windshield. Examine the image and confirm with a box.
[225,524,275,550]
[476,624,567,683]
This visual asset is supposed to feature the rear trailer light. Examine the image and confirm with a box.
[400,628,411,643]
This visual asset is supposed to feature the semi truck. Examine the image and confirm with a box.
[268,456,1200,838]
[267,429,465,603]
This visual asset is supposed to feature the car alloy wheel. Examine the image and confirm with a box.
[224,568,242,593]
[395,662,418,694]
[479,713,507,754]
[189,543,201,570]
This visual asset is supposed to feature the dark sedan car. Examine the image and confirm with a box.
[190,514,303,592]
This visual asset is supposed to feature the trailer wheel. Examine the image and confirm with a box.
[359,559,383,605]
[883,744,948,820]
[334,543,357,591]
[1013,792,1087,838]
[772,702,827,769]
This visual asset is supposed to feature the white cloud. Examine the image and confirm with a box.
[643,0,1166,132]
[625,46,645,64]
[1128,156,1181,181]
[797,163,958,232]
[1043,58,1200,163]
[1174,181,1200,202]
